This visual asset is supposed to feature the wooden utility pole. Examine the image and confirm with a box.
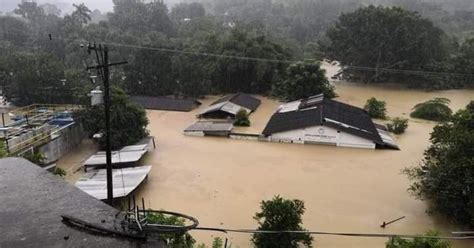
[86,43,127,205]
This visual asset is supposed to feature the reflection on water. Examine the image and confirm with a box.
[58,72,474,247]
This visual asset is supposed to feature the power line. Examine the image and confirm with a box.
[0,31,473,79]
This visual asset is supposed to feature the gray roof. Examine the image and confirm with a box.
[0,158,164,248]
[130,96,201,112]
[262,95,388,147]
[211,93,261,111]
[198,93,261,118]
[184,121,233,132]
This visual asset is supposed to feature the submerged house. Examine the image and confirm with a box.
[198,93,261,119]
[130,96,201,112]
[262,94,398,149]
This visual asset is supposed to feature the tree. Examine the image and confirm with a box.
[324,6,446,85]
[387,117,409,134]
[14,1,45,20]
[71,3,92,25]
[252,195,313,248]
[1,53,81,105]
[364,97,387,119]
[386,230,451,248]
[271,61,335,101]
[78,87,149,150]
[170,2,206,22]
[410,98,452,121]
[404,103,474,226]
[234,109,250,126]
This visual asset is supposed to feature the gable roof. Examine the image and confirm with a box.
[262,94,384,145]
[211,93,261,112]
[130,96,201,112]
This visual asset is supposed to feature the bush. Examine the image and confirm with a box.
[386,230,451,248]
[234,109,250,126]
[364,97,387,119]
[53,167,67,177]
[410,98,452,121]
[387,117,409,134]
[147,212,195,247]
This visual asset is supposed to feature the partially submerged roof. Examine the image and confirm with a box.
[211,93,261,111]
[0,158,163,247]
[76,165,152,200]
[262,94,397,148]
[184,121,233,132]
[198,93,261,117]
[84,144,149,167]
[131,96,201,112]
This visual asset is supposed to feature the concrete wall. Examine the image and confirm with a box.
[38,123,85,164]
[268,125,376,149]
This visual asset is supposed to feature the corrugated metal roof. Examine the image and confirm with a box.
[75,166,152,200]
[84,144,149,166]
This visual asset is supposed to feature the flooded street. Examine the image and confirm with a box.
[58,75,474,247]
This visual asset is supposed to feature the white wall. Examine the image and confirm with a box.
[337,132,376,149]
[269,125,376,149]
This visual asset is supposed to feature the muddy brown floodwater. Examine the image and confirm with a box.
[58,64,474,247]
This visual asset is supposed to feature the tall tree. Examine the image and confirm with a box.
[78,87,149,150]
[324,6,447,84]
[404,102,474,226]
[271,61,335,101]
[71,3,92,25]
[252,195,313,248]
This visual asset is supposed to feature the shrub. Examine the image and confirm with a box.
[53,167,67,177]
[386,230,451,248]
[410,98,452,121]
[147,212,195,247]
[387,117,409,134]
[234,109,250,126]
[364,97,387,119]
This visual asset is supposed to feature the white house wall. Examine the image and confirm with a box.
[338,131,376,149]
[269,125,376,149]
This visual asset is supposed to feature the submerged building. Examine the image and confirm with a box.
[262,94,398,149]
[198,93,261,119]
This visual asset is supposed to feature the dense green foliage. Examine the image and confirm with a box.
[364,97,387,119]
[387,117,409,134]
[146,212,195,247]
[404,103,474,226]
[271,61,335,101]
[78,87,149,150]
[252,195,313,248]
[410,98,452,121]
[386,230,451,248]
[0,1,471,106]
[324,6,447,85]
[234,109,250,126]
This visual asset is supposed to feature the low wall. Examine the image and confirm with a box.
[38,123,85,164]
[229,132,261,141]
